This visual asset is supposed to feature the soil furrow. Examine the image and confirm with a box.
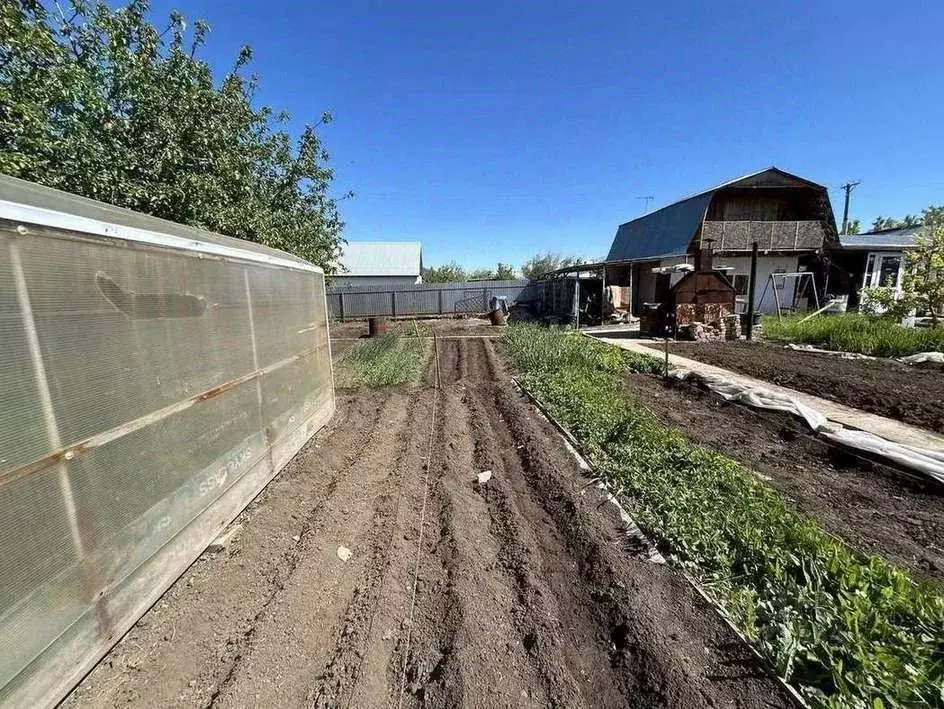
[465,384,590,705]
[489,375,791,707]
[209,392,415,707]
[308,392,430,707]
[392,385,467,709]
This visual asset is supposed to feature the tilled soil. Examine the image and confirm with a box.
[668,341,944,434]
[627,374,944,584]
[64,339,792,708]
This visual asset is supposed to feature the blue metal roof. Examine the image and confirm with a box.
[606,192,713,261]
[605,167,832,262]
[839,227,922,250]
[338,241,423,276]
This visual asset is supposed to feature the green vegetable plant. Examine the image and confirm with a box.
[763,314,944,357]
[334,335,427,388]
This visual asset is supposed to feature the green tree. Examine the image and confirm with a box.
[495,262,516,280]
[422,262,467,283]
[521,251,582,279]
[844,218,861,235]
[0,0,346,269]
[871,216,900,231]
[468,267,494,281]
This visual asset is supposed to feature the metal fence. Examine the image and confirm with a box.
[326,279,541,320]
[0,176,334,707]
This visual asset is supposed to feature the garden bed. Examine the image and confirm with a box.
[503,325,944,707]
[667,340,944,433]
[628,373,944,583]
[763,314,944,357]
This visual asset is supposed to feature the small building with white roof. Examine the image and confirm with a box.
[333,241,423,287]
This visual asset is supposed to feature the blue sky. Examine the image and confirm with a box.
[147,0,944,270]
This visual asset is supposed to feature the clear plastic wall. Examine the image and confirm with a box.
[0,179,334,707]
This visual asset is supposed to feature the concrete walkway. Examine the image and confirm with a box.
[590,335,944,454]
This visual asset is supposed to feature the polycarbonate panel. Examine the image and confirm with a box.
[0,214,334,707]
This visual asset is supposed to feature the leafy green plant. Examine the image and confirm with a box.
[334,335,427,388]
[1,0,346,268]
[503,325,944,707]
[764,314,944,357]
[502,324,664,376]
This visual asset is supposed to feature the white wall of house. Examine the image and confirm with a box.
[714,255,800,313]
[634,254,803,314]
[330,275,422,288]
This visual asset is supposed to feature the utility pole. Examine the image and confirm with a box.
[840,180,861,234]
[637,196,654,214]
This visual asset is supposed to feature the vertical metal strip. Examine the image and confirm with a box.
[10,240,86,560]
[243,270,268,461]
[319,274,337,406]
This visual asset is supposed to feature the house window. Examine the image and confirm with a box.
[878,256,902,288]
[864,252,904,290]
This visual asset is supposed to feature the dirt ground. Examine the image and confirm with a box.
[627,374,944,584]
[668,340,944,434]
[64,339,792,708]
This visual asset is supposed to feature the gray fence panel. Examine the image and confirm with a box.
[326,280,541,319]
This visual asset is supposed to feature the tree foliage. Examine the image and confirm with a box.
[468,267,494,281]
[870,214,922,231]
[422,262,467,283]
[0,0,346,269]
[520,251,583,279]
[864,206,944,323]
[495,262,516,280]
[844,218,860,235]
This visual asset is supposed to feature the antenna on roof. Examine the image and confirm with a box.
[637,195,654,214]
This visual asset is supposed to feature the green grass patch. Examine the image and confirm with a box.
[334,335,428,388]
[503,324,944,707]
[763,314,944,357]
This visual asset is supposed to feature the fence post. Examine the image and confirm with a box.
[438,288,444,315]
[339,292,345,322]
[391,291,397,317]
[482,287,488,312]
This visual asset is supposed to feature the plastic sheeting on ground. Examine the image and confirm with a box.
[785,343,874,360]
[669,369,944,486]
[898,351,944,366]
[785,343,944,368]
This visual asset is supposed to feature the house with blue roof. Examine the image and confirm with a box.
[603,167,839,314]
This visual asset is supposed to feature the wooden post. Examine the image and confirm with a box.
[339,292,346,322]
[746,241,758,340]
[438,288,444,315]
[391,291,397,317]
